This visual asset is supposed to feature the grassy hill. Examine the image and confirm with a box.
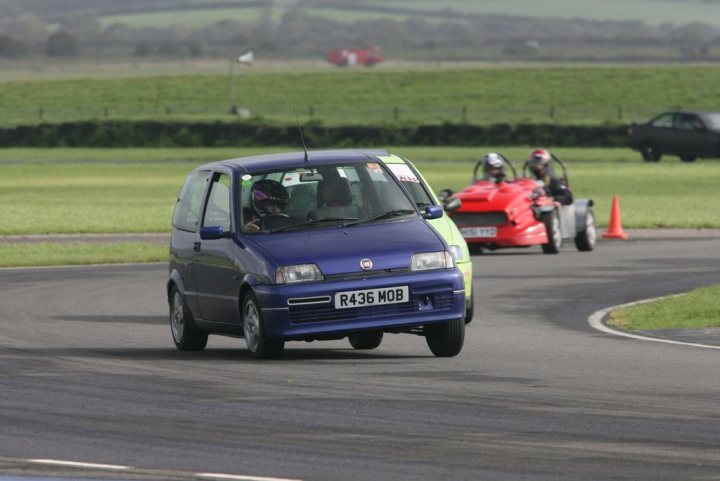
[1,65,718,127]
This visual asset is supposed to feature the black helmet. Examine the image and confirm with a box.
[250,179,289,217]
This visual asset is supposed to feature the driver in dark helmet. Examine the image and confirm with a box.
[527,148,573,205]
[480,152,506,184]
[244,179,290,232]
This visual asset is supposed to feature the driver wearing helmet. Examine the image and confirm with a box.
[527,148,573,205]
[481,152,506,184]
[244,179,290,232]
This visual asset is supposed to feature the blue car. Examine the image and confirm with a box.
[168,149,466,358]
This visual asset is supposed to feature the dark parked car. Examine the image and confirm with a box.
[628,110,720,162]
[167,149,466,359]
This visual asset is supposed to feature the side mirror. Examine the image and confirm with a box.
[200,226,229,240]
[437,188,454,202]
[423,205,444,220]
[443,196,462,213]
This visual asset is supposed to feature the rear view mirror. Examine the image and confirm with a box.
[443,196,461,212]
[200,226,229,240]
[300,172,324,182]
[423,205,444,220]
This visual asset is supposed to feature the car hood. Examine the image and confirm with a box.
[454,179,537,209]
[247,217,446,276]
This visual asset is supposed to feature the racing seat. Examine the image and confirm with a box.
[311,177,361,220]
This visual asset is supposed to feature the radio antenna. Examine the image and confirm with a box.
[293,106,309,162]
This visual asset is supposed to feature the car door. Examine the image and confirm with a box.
[192,171,240,324]
[674,113,716,157]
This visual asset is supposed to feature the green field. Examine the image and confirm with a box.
[609,285,720,331]
[2,66,720,127]
[1,147,718,237]
[94,0,720,29]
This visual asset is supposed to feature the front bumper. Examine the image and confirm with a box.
[254,268,465,339]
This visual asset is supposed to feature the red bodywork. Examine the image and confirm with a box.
[448,178,552,248]
[326,46,384,67]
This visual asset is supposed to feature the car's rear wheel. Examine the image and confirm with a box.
[641,141,661,162]
[348,331,383,350]
[574,209,596,252]
[169,286,208,351]
[679,154,697,162]
[425,319,465,357]
[242,292,284,359]
[540,210,562,254]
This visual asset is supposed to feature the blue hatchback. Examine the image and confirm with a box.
[168,150,466,358]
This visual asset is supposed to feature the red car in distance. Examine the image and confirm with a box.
[441,154,596,255]
[326,46,384,67]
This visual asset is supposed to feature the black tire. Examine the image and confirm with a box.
[574,209,597,252]
[540,210,562,254]
[679,154,697,163]
[169,286,208,351]
[641,141,661,162]
[464,279,475,325]
[348,331,383,350]
[242,292,285,359]
[425,318,465,357]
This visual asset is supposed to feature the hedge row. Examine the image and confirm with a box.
[0,121,629,148]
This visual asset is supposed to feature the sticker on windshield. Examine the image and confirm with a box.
[367,163,383,174]
[388,164,420,183]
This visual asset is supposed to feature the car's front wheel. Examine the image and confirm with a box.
[425,318,465,357]
[242,292,284,359]
[574,209,596,252]
[540,210,562,254]
[641,141,661,162]
[169,286,208,351]
[464,279,475,324]
[348,331,383,350]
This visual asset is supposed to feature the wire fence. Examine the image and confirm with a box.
[0,103,672,127]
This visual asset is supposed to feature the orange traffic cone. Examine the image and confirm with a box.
[603,195,628,240]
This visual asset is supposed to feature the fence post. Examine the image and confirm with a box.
[309,105,314,117]
[462,106,467,123]
[393,106,399,121]
[617,105,623,120]
[549,106,555,119]
[38,107,43,120]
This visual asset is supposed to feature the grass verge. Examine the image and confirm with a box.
[0,242,168,268]
[608,285,720,331]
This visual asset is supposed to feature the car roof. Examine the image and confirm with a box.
[195,149,391,174]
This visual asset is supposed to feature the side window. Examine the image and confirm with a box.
[650,113,674,128]
[172,171,210,232]
[676,114,703,130]
[202,173,232,232]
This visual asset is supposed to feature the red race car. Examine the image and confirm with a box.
[441,153,596,255]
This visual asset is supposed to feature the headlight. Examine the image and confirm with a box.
[448,244,465,262]
[276,264,323,284]
[411,251,454,271]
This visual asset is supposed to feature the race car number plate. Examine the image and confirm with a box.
[461,227,497,238]
[335,286,409,310]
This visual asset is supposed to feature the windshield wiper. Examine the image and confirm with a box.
[346,209,416,226]
[271,217,359,233]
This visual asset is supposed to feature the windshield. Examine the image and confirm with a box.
[385,163,435,209]
[703,113,720,129]
[240,161,417,233]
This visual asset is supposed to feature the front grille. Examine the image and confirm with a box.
[451,212,507,226]
[324,268,410,281]
[288,289,455,324]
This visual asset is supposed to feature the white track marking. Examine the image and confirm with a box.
[588,296,720,350]
[29,459,130,470]
[197,474,304,481]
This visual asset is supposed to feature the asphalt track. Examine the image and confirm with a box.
[1,236,719,481]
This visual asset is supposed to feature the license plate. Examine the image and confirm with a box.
[334,286,409,309]
[461,227,497,238]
